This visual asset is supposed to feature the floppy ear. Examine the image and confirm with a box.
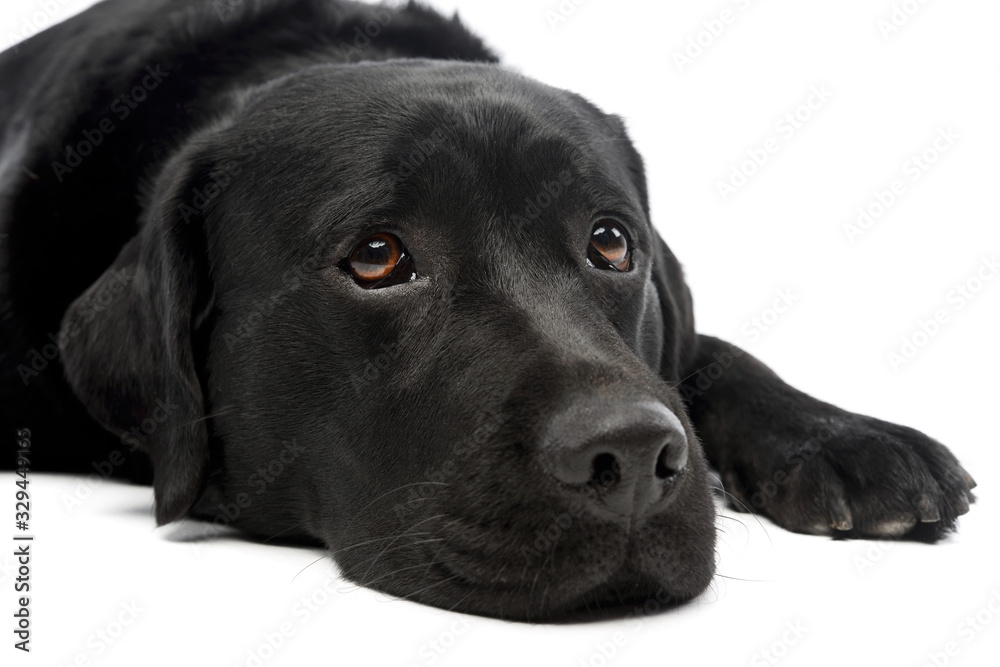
[59,150,214,525]
[650,231,698,382]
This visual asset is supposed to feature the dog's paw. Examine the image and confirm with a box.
[723,414,975,541]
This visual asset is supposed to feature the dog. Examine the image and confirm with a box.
[0,0,975,620]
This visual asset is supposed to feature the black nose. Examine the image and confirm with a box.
[539,398,689,521]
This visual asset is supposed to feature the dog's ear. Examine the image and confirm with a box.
[649,231,697,381]
[59,148,214,525]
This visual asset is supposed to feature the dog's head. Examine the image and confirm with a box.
[60,61,716,620]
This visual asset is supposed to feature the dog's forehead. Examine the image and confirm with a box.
[236,61,646,233]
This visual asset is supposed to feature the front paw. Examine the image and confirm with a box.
[722,414,975,541]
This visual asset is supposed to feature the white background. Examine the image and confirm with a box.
[3,0,999,665]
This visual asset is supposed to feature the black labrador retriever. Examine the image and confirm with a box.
[0,0,975,620]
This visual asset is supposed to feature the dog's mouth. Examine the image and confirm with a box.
[335,492,716,622]
[375,542,693,622]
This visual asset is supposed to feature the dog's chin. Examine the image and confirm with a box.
[332,516,717,622]
[342,552,712,622]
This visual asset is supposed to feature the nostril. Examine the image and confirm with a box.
[589,452,620,487]
[540,399,689,519]
[655,444,683,479]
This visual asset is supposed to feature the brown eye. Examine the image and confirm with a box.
[341,233,415,288]
[587,220,631,271]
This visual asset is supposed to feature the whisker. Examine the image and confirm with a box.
[394,573,463,602]
[362,536,447,579]
[181,405,239,426]
[444,588,477,614]
[348,512,447,563]
[353,481,450,515]
[363,559,452,587]
[716,516,750,532]
[715,573,769,583]
[334,531,432,557]
[667,361,726,389]
[717,488,774,548]
[264,522,307,543]
[291,549,333,583]
[488,561,510,589]
[159,405,240,436]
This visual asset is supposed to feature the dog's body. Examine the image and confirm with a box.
[0,0,974,620]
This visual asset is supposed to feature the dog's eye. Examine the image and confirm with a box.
[341,233,415,288]
[587,221,631,271]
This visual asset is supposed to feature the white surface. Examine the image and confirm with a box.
[3,0,1000,665]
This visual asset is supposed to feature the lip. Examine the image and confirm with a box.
[428,553,677,621]
[428,539,631,607]
[431,559,522,592]
[422,492,686,598]
[431,551,558,592]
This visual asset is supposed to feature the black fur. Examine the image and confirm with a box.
[0,0,974,621]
